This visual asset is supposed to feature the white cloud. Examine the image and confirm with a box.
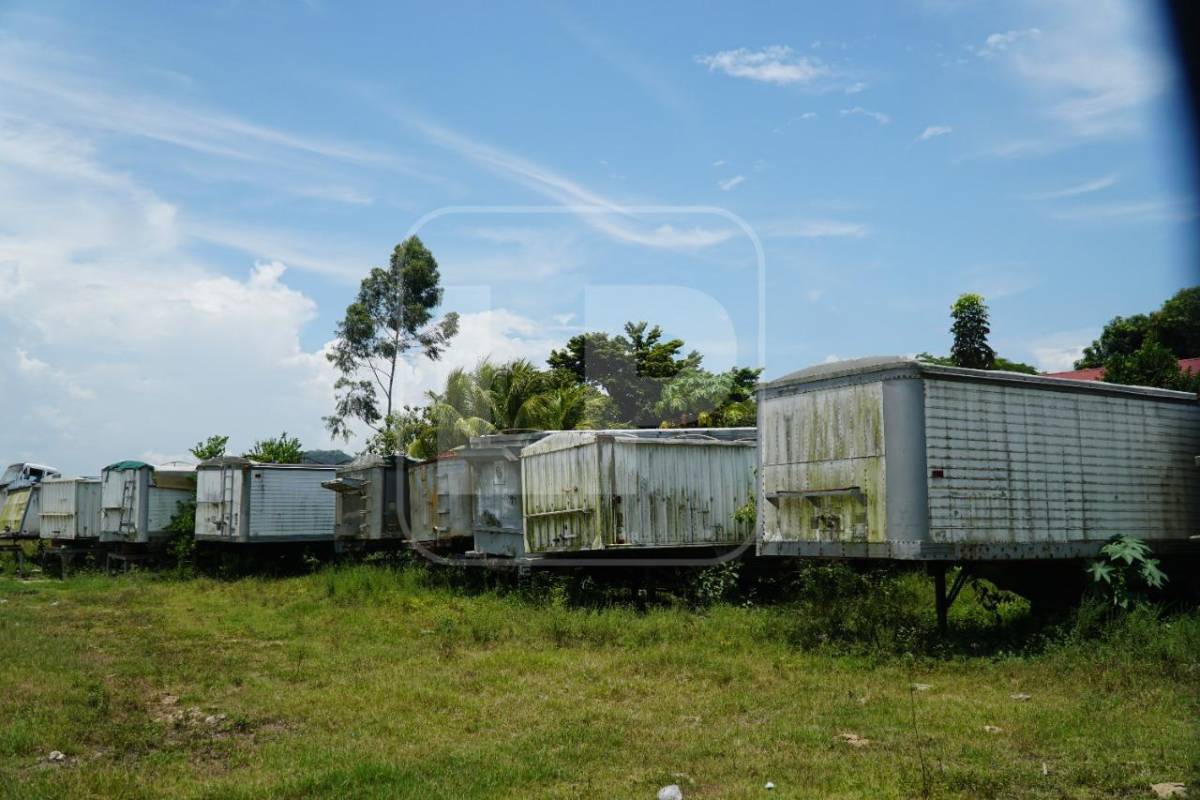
[1027,173,1117,199]
[840,106,891,125]
[718,175,746,191]
[760,219,869,239]
[979,2,1166,137]
[410,119,737,249]
[0,36,443,188]
[1030,329,1096,372]
[844,82,867,94]
[977,28,1042,56]
[712,159,727,167]
[917,125,953,141]
[696,46,827,85]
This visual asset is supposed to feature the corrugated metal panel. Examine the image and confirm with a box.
[100,466,193,542]
[147,487,192,533]
[407,457,472,543]
[39,479,101,540]
[760,383,886,545]
[523,431,756,553]
[100,468,136,540]
[924,378,1200,543]
[758,358,1200,559]
[246,466,335,541]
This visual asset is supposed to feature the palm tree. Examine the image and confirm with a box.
[522,383,590,430]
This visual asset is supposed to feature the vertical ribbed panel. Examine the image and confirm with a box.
[924,379,1200,543]
[246,467,335,541]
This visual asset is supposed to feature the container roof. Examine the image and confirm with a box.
[522,427,757,457]
[103,459,153,472]
[765,356,1199,401]
[198,457,336,471]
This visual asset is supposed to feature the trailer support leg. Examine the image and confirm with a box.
[932,563,970,633]
[933,563,948,633]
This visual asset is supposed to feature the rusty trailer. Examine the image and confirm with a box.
[521,428,757,555]
[323,454,413,542]
[407,452,473,546]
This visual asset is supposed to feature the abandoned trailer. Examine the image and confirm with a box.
[324,453,413,543]
[38,477,102,543]
[405,451,473,548]
[462,432,550,558]
[195,458,336,544]
[521,428,758,555]
[100,461,196,544]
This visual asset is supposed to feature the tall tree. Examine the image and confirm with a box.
[325,236,459,442]
[1076,286,1200,368]
[949,293,996,370]
[548,321,701,425]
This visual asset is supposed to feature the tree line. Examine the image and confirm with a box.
[319,236,1199,459]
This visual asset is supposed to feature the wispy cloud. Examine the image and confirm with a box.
[696,46,827,85]
[916,125,952,141]
[0,36,442,184]
[409,118,736,249]
[977,1,1165,137]
[840,106,891,125]
[1030,329,1096,372]
[1027,173,1117,200]
[718,175,745,191]
[1047,199,1196,223]
[760,219,869,239]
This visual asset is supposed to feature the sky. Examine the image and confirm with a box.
[1,0,1197,474]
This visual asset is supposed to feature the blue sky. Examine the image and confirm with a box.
[1,0,1195,473]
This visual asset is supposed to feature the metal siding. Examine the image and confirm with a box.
[195,467,242,541]
[407,458,472,543]
[523,432,756,553]
[760,382,887,545]
[924,378,1200,544]
[38,479,101,540]
[246,467,335,541]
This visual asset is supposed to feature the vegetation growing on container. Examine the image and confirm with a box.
[243,431,304,464]
[189,435,229,461]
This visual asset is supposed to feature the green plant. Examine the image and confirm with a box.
[244,431,304,464]
[1086,535,1169,609]
[164,499,196,574]
[189,435,229,461]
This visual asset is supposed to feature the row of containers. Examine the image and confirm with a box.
[4,357,1200,563]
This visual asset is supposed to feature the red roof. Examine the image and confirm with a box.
[1043,357,1200,382]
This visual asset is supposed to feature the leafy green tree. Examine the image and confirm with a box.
[244,431,304,464]
[1102,335,1200,391]
[325,236,460,442]
[548,322,702,425]
[655,366,762,426]
[949,293,995,369]
[189,435,229,461]
[1076,287,1199,369]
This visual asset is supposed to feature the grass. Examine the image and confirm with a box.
[0,560,1196,799]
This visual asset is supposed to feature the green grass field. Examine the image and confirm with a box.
[0,562,1196,799]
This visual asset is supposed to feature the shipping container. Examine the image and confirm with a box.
[195,458,336,543]
[462,432,550,557]
[323,454,413,541]
[407,452,472,545]
[522,428,757,554]
[100,461,196,544]
[757,357,1200,560]
[39,478,102,541]
[0,485,42,536]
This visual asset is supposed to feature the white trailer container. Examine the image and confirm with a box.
[100,461,196,544]
[462,432,550,558]
[757,357,1200,560]
[407,452,473,546]
[521,428,757,554]
[322,454,413,541]
[195,458,336,544]
[39,478,102,541]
